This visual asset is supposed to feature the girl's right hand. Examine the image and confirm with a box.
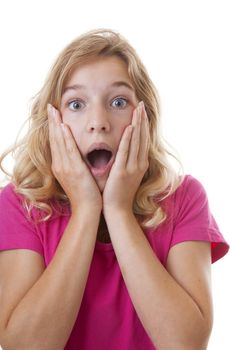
[47,104,102,214]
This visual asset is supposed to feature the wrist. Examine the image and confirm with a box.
[71,205,102,218]
[103,206,133,219]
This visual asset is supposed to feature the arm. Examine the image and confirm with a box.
[105,209,213,350]
[1,208,101,350]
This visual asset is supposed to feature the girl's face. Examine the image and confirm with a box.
[60,55,139,191]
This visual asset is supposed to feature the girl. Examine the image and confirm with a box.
[0,28,229,350]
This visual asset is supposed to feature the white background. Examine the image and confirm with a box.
[0,0,232,349]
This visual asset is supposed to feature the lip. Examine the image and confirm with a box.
[85,142,114,177]
[86,142,113,155]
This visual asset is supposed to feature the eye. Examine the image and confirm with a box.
[68,99,84,111]
[111,97,128,109]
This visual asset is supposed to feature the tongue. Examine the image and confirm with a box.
[90,150,111,169]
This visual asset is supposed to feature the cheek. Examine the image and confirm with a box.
[119,125,127,138]
[118,118,132,139]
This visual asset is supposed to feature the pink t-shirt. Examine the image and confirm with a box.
[0,175,229,349]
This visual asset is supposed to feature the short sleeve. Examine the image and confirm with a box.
[0,183,44,256]
[170,175,229,263]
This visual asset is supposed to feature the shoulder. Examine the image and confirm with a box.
[0,182,22,208]
[0,182,70,221]
[160,174,208,224]
[167,174,209,219]
[0,182,16,196]
[174,174,207,201]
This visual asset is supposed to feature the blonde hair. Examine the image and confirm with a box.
[0,28,184,229]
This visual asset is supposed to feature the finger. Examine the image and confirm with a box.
[138,102,150,166]
[114,125,133,169]
[47,104,59,166]
[61,123,83,163]
[127,103,142,168]
[47,104,67,167]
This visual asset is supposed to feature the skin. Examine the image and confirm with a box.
[48,55,150,216]
[0,44,215,350]
[47,56,213,348]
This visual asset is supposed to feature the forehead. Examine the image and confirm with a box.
[63,56,133,93]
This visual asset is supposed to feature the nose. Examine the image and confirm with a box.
[86,106,110,133]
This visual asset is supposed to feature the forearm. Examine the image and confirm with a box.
[2,209,101,350]
[105,210,209,350]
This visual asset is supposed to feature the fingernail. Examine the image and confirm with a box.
[48,103,57,118]
[52,106,56,118]
[47,103,52,114]
[139,101,144,108]
[137,101,144,114]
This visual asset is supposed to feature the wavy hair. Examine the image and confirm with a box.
[0,28,184,229]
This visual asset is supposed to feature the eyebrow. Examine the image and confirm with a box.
[62,81,134,95]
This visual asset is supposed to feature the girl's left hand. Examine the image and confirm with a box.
[103,101,150,215]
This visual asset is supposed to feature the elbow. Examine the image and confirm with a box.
[1,331,64,350]
[0,326,32,350]
[199,323,213,350]
[0,329,39,350]
[1,323,65,350]
[197,312,213,349]
[150,317,213,350]
[0,332,29,350]
[0,329,10,350]
[182,317,213,350]
[180,305,213,350]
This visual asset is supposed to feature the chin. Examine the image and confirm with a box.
[96,178,107,193]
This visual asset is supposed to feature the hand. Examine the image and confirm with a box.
[47,104,102,213]
[103,101,150,215]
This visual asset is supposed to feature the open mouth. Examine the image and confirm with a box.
[86,149,113,169]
